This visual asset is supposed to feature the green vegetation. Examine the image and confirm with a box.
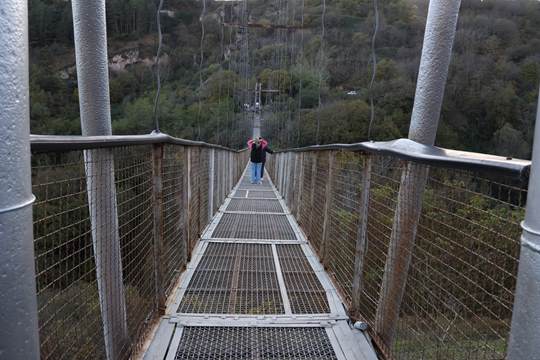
[28,0,540,156]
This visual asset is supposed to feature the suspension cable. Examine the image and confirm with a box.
[228,25,235,147]
[367,0,380,141]
[316,0,326,145]
[152,0,165,133]
[217,2,225,145]
[196,0,207,140]
[297,0,305,146]
[286,0,295,148]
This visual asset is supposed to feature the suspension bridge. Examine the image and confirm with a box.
[1,0,540,360]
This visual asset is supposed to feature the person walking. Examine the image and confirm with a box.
[258,137,273,181]
[248,137,264,184]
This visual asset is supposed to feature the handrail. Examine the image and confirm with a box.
[274,138,531,178]
[30,132,246,153]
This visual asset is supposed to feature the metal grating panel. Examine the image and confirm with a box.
[277,245,330,314]
[211,213,297,240]
[174,326,338,359]
[247,190,278,199]
[226,199,284,213]
[178,243,284,314]
[238,177,274,189]
[233,190,248,198]
[238,183,274,190]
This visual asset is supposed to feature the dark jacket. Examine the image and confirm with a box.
[250,144,265,163]
[248,139,274,163]
[261,146,273,162]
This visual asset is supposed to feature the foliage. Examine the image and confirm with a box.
[28,0,540,155]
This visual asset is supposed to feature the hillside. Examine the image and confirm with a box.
[29,0,540,157]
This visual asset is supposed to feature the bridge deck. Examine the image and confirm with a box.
[143,169,378,359]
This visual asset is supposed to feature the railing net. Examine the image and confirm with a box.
[32,142,246,359]
[268,149,526,360]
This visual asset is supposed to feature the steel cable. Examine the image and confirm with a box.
[152,0,165,133]
[367,0,380,141]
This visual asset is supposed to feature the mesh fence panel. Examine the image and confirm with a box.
[298,154,314,232]
[114,146,155,357]
[31,143,245,360]
[324,152,365,304]
[188,148,201,254]
[359,156,403,323]
[33,151,106,360]
[391,167,525,360]
[305,152,329,253]
[271,149,527,360]
[199,148,210,230]
[162,145,187,298]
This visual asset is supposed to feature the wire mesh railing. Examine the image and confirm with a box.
[267,140,529,360]
[31,134,247,360]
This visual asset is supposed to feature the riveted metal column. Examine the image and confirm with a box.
[375,0,461,348]
[71,1,128,358]
[287,152,294,202]
[151,144,165,314]
[298,152,303,212]
[275,153,280,189]
[280,153,286,192]
[320,151,336,267]
[209,149,215,218]
[308,154,318,236]
[230,152,233,191]
[281,154,285,193]
[184,148,192,260]
[225,151,229,196]
[0,1,40,358]
[224,151,228,193]
[352,155,373,313]
[284,154,289,194]
[288,153,296,208]
[221,152,226,199]
[215,152,221,205]
[296,153,305,219]
[286,153,291,196]
[508,87,540,360]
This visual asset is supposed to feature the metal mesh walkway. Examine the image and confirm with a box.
[144,169,377,360]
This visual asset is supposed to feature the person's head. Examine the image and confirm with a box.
[253,137,260,145]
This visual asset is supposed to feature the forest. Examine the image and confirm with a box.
[28,0,540,158]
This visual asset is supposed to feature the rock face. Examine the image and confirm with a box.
[58,47,169,79]
[109,48,141,72]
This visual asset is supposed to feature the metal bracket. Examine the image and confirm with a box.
[0,195,36,214]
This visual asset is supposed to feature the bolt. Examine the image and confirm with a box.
[353,321,369,331]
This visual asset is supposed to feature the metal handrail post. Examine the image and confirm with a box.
[320,151,336,266]
[209,149,215,218]
[181,147,191,264]
[507,87,540,360]
[352,155,373,313]
[375,0,461,347]
[71,1,128,358]
[152,144,165,314]
[0,1,40,358]
[296,153,305,220]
